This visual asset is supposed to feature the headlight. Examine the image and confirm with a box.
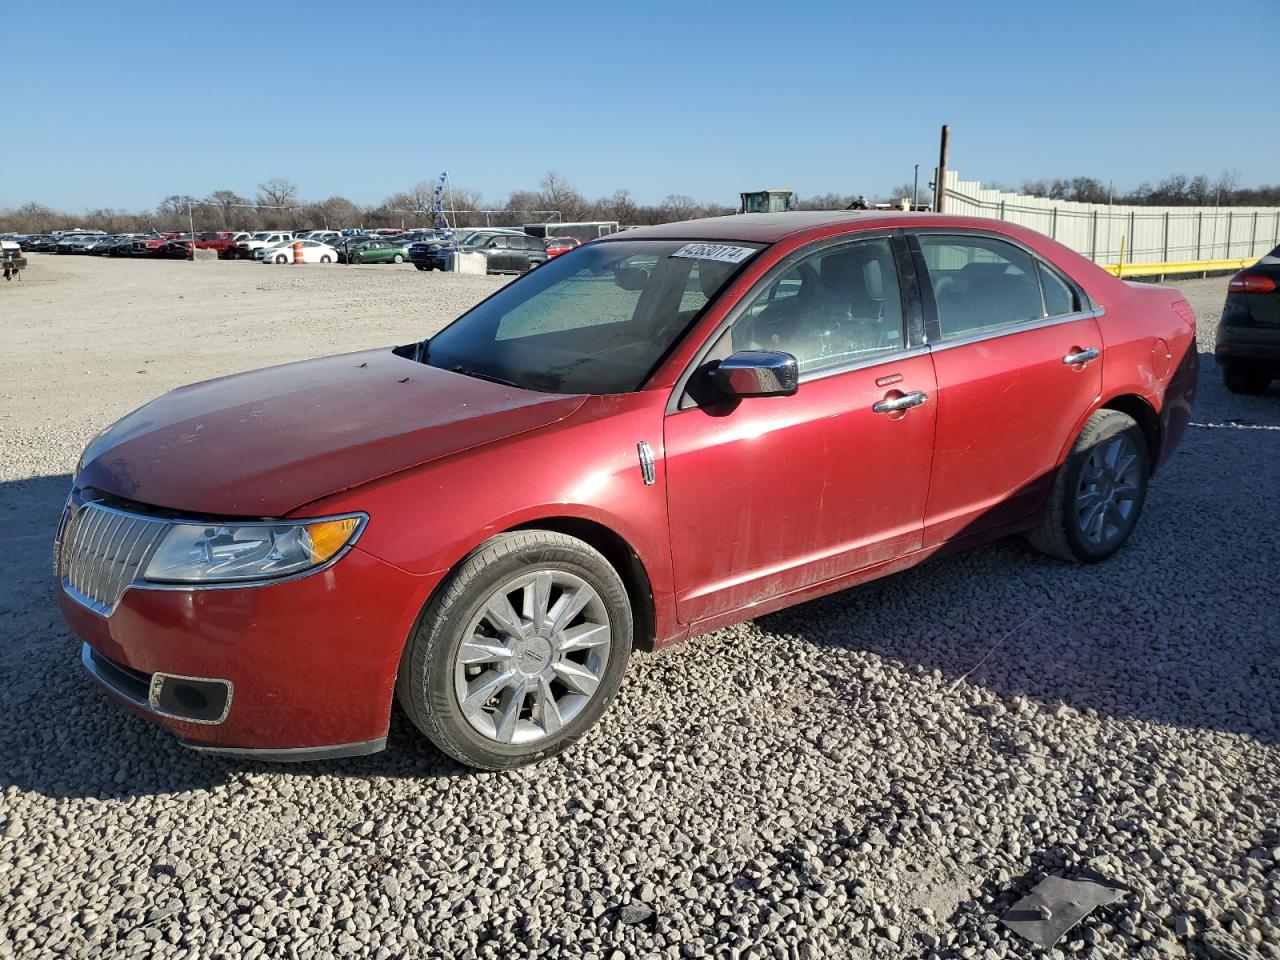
[143,515,365,584]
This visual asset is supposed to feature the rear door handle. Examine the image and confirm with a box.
[872,391,928,414]
[1063,347,1100,365]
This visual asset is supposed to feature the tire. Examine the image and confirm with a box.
[414,264,427,271]
[320,255,332,263]
[397,530,633,769]
[352,254,362,264]
[1028,409,1149,563]
[393,254,404,264]
[524,259,539,273]
[1222,362,1272,395]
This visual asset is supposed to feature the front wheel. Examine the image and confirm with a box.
[1028,409,1149,563]
[397,531,633,769]
[275,254,287,264]
[351,254,362,264]
[392,254,404,263]
[1222,362,1272,395]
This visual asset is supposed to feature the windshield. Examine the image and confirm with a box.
[425,238,762,394]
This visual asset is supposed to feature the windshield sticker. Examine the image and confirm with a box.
[670,243,755,264]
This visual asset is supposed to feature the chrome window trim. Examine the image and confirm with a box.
[666,230,905,414]
[798,344,933,384]
[58,496,368,619]
[924,306,1106,355]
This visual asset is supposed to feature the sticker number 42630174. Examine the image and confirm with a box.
[669,243,756,264]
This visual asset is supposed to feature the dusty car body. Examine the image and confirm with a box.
[58,212,1196,768]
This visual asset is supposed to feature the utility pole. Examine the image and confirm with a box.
[935,124,949,214]
[912,164,919,211]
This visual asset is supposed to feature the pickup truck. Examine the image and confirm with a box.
[195,231,251,259]
[236,231,295,259]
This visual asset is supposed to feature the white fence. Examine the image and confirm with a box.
[940,171,1280,265]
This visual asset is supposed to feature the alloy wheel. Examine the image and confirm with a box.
[1075,434,1142,547]
[453,569,612,745]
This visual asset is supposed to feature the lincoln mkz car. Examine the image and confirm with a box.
[58,212,1197,769]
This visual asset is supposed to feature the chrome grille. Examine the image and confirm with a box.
[58,502,168,615]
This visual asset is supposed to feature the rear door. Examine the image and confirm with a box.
[908,231,1103,546]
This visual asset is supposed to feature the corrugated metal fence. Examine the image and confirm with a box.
[941,171,1280,266]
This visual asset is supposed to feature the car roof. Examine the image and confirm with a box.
[607,211,1035,244]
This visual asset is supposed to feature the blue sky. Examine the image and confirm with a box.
[5,0,1276,211]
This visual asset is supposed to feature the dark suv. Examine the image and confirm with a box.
[430,231,547,274]
[1216,246,1280,394]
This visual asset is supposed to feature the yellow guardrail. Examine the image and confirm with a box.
[1100,257,1256,278]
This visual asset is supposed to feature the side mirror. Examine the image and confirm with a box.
[708,350,799,398]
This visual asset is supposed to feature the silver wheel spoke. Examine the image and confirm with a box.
[493,681,529,743]
[1113,481,1140,501]
[1106,503,1127,530]
[523,570,553,631]
[1089,506,1107,542]
[462,669,516,718]
[558,622,610,654]
[549,587,592,634]
[458,637,513,666]
[553,660,600,696]
[484,594,526,640]
[1076,488,1102,510]
[1080,502,1106,541]
[536,676,564,736]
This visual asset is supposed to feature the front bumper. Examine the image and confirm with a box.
[62,544,438,758]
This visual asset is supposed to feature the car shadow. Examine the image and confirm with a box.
[1,360,1275,800]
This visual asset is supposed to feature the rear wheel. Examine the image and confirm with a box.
[274,254,287,264]
[1222,362,1272,395]
[397,531,632,769]
[320,255,332,263]
[1028,409,1149,563]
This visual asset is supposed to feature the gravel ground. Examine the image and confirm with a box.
[0,258,1277,960]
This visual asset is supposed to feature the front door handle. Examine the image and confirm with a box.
[872,390,928,414]
[1063,347,1100,365]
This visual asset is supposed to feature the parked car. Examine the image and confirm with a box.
[544,236,582,259]
[430,230,546,273]
[410,229,524,271]
[1215,245,1280,394]
[236,231,295,259]
[259,240,338,264]
[345,239,407,264]
[195,231,251,259]
[57,212,1196,769]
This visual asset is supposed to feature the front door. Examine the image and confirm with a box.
[908,231,1104,545]
[664,236,938,624]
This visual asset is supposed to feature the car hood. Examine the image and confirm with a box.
[77,348,587,517]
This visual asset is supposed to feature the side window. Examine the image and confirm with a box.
[719,238,904,376]
[1038,261,1078,317]
[917,235,1045,339]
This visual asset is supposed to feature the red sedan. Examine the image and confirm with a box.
[59,212,1197,768]
[544,236,582,258]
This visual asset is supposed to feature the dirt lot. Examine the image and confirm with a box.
[0,256,1277,960]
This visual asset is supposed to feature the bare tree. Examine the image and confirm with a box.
[256,178,299,209]
[606,188,637,224]
[207,190,251,229]
[539,171,589,221]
